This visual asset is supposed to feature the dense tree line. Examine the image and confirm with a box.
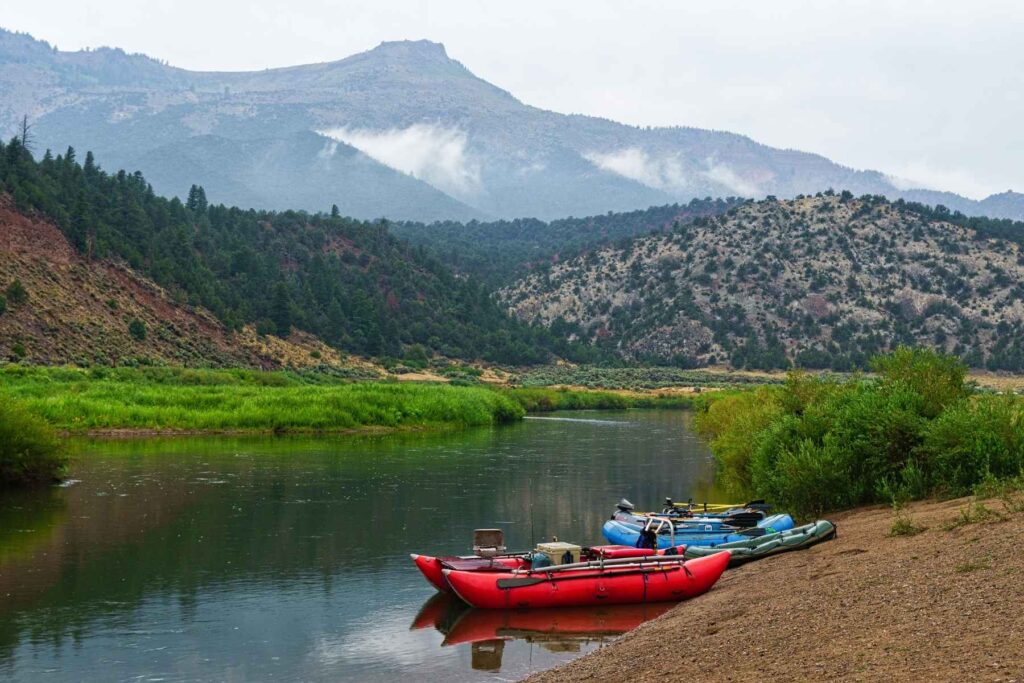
[0,139,604,365]
[391,197,744,287]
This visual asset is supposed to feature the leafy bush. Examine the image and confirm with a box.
[0,294,6,315]
[871,346,969,418]
[4,279,28,306]
[128,318,147,341]
[918,395,1024,496]
[0,399,65,488]
[693,387,781,493]
[695,349,1024,515]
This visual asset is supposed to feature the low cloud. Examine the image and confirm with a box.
[583,147,689,191]
[701,159,761,197]
[584,147,762,197]
[318,124,481,197]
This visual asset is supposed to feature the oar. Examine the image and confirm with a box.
[513,554,688,575]
[498,564,681,589]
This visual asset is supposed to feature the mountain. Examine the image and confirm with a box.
[3,27,1021,222]
[499,192,1024,370]
[0,139,600,366]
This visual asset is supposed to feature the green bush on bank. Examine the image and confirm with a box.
[695,348,1024,515]
[0,399,65,488]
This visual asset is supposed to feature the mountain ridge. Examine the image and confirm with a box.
[2,26,1021,222]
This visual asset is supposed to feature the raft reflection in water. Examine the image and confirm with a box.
[410,593,673,671]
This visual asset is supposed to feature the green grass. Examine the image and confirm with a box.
[889,513,926,537]
[0,365,524,433]
[954,557,992,573]
[943,501,1004,530]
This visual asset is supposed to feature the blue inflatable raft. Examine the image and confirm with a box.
[602,513,795,549]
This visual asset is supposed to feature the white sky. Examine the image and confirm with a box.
[5,0,1022,198]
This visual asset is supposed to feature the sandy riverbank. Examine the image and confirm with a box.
[526,495,1024,682]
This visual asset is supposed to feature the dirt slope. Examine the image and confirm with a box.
[527,496,1024,682]
[0,198,362,369]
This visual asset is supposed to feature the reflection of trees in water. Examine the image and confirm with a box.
[0,488,68,564]
[0,413,713,670]
[0,488,68,663]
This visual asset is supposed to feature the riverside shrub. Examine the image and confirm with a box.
[0,399,65,488]
[695,348,1024,515]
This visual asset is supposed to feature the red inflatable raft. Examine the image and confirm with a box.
[412,544,687,594]
[443,551,730,609]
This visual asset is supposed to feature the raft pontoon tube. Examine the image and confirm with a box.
[602,513,795,549]
[682,520,836,564]
[443,550,731,609]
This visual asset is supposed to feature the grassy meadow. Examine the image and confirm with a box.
[0,365,525,434]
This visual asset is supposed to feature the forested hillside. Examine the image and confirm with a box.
[391,198,743,286]
[500,192,1024,370]
[0,139,600,365]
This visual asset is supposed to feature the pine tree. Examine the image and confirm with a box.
[270,282,292,337]
[186,184,208,213]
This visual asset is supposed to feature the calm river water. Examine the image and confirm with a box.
[0,410,719,682]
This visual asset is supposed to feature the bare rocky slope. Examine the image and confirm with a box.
[500,193,1024,369]
[0,198,354,369]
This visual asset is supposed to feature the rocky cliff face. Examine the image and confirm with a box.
[500,194,1024,369]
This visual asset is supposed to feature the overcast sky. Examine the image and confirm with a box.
[5,0,1022,198]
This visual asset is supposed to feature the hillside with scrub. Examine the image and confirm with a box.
[500,192,1024,370]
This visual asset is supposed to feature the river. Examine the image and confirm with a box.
[0,410,719,682]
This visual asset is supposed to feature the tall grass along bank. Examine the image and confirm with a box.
[0,399,65,488]
[1,366,524,433]
[694,348,1024,515]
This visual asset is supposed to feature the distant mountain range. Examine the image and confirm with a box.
[2,27,1021,222]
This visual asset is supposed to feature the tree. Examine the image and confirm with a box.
[18,115,34,151]
[331,204,340,218]
[270,282,292,336]
[128,318,147,341]
[186,184,208,213]
[5,279,28,307]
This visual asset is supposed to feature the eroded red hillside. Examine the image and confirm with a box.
[0,198,351,369]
